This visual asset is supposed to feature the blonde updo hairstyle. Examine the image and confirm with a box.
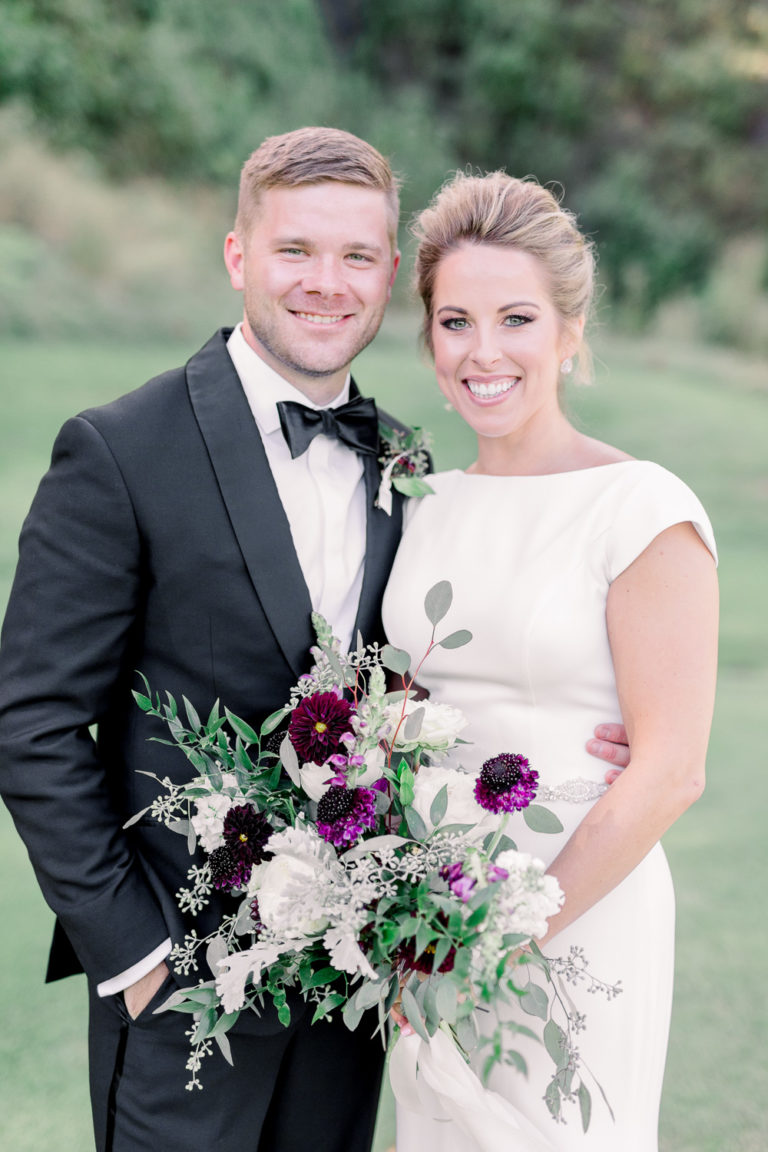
[413,171,595,384]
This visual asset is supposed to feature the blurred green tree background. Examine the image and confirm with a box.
[0,0,766,344]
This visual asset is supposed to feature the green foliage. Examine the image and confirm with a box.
[0,1,767,330]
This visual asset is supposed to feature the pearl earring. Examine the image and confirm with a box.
[560,357,573,376]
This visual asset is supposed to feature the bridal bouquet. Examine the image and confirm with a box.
[130,581,616,1130]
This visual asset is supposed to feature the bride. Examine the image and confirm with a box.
[382,172,718,1151]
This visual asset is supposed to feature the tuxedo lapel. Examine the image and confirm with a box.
[352,380,405,646]
[186,330,314,679]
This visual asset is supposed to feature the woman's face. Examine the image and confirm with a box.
[430,243,582,442]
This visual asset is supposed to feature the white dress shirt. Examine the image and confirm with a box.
[98,324,369,996]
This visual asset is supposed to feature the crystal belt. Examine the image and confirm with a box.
[537,778,609,803]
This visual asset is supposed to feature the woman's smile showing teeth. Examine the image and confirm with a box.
[465,376,519,400]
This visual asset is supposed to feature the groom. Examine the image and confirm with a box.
[0,127,628,1152]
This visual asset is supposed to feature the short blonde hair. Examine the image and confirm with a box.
[413,171,595,381]
[235,127,401,245]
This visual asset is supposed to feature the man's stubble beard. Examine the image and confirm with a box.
[244,302,388,383]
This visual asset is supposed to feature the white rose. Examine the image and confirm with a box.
[411,763,492,835]
[256,853,329,938]
[298,761,337,802]
[384,699,467,753]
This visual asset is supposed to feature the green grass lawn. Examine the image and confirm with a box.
[0,316,766,1151]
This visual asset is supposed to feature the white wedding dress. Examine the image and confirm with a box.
[381,461,716,1152]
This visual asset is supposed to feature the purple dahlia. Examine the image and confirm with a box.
[474,753,538,814]
[209,803,272,891]
[316,784,377,848]
[288,691,354,765]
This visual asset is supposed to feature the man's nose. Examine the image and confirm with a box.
[301,255,347,297]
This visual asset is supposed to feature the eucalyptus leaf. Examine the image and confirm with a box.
[523,804,564,834]
[429,783,449,828]
[400,987,429,1043]
[403,705,424,742]
[154,987,189,1013]
[122,806,151,829]
[435,978,458,1024]
[424,580,452,626]
[280,734,301,786]
[455,1011,479,1053]
[206,935,229,975]
[544,1079,561,1120]
[235,898,256,935]
[437,629,473,650]
[543,1019,569,1071]
[354,981,385,1011]
[342,997,365,1032]
[192,1006,217,1044]
[519,983,549,1020]
[578,1082,592,1132]
[214,1030,234,1065]
[381,644,410,676]
[210,1009,240,1038]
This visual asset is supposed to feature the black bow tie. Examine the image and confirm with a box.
[276,395,380,460]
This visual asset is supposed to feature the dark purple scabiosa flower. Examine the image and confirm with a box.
[474,753,538,814]
[440,861,476,903]
[316,784,377,848]
[398,914,456,974]
[209,845,250,891]
[209,804,272,892]
[288,691,355,765]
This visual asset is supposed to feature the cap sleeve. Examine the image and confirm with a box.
[605,464,718,583]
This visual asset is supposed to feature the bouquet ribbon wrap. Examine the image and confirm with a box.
[389,1029,557,1152]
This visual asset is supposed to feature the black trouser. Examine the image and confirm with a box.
[88,975,385,1152]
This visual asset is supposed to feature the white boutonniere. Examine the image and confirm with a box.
[376,421,434,515]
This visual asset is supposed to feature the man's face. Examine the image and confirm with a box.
[224,182,400,400]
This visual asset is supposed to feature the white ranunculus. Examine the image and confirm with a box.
[190,773,246,853]
[256,853,329,938]
[383,699,467,753]
[411,763,492,835]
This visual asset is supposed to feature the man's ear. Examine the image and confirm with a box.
[387,249,402,299]
[224,232,245,291]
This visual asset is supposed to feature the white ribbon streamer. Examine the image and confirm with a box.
[376,453,407,517]
[389,1028,557,1152]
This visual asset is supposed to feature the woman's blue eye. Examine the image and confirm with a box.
[504,314,531,327]
[441,317,469,330]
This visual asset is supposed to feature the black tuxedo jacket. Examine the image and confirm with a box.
[0,329,408,988]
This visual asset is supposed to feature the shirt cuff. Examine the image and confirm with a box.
[96,938,172,998]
